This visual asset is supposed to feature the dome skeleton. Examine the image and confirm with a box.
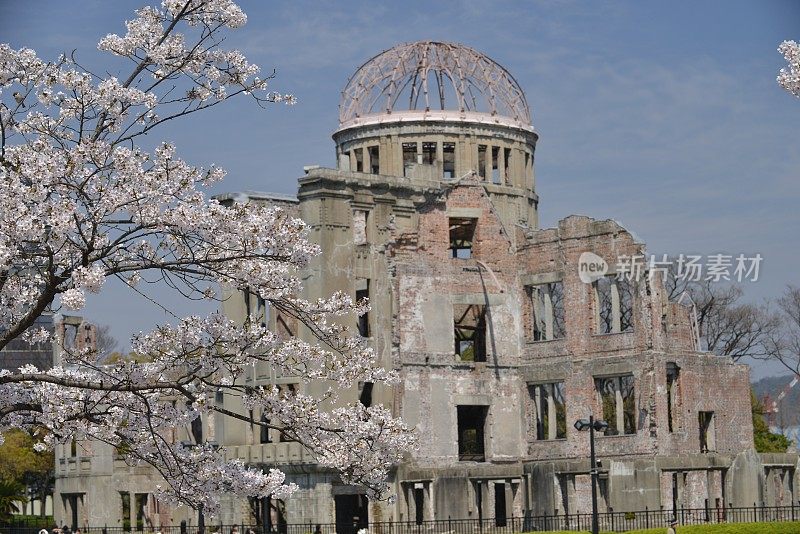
[339,41,531,128]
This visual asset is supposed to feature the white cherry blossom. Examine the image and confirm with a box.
[0,0,415,516]
[778,40,800,98]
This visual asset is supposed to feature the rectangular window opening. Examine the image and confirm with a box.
[454,304,486,362]
[121,492,131,532]
[666,363,680,432]
[259,411,271,444]
[190,414,203,444]
[525,151,531,180]
[355,148,364,172]
[503,148,510,183]
[595,375,636,436]
[413,487,424,525]
[528,282,565,341]
[421,141,436,165]
[278,384,298,442]
[443,142,455,179]
[530,382,566,440]
[359,381,373,408]
[449,217,477,259]
[275,312,296,340]
[256,295,269,328]
[699,411,715,453]
[494,482,507,527]
[478,145,487,179]
[457,405,487,461]
[134,493,147,531]
[491,146,500,184]
[403,142,417,177]
[356,279,370,337]
[368,145,380,174]
[594,276,634,334]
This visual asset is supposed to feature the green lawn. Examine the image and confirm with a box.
[525,521,800,533]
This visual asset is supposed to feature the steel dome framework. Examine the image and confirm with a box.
[339,41,531,128]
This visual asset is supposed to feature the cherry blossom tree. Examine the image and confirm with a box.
[778,40,800,98]
[0,0,414,515]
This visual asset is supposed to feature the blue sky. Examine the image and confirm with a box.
[2,1,798,378]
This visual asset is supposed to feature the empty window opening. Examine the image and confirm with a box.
[403,142,417,177]
[264,496,287,534]
[421,141,437,165]
[70,438,77,457]
[530,382,566,440]
[594,276,634,334]
[442,142,455,178]
[275,312,296,340]
[699,411,715,453]
[359,381,374,408]
[259,411,271,443]
[478,145,488,179]
[278,384,298,442]
[595,375,636,436]
[368,145,380,174]
[120,492,131,531]
[491,146,500,184]
[449,217,477,259]
[413,486,424,525]
[354,148,364,172]
[666,362,680,432]
[334,494,369,534]
[503,148,510,183]
[356,279,370,337]
[454,304,486,362]
[457,405,487,461]
[256,295,269,327]
[474,480,485,521]
[528,282,566,341]
[494,482,507,527]
[134,493,147,531]
[353,210,368,245]
[524,151,531,180]
[190,415,203,444]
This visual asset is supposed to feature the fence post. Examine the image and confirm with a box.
[645,506,649,530]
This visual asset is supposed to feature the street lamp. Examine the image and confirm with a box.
[574,416,608,534]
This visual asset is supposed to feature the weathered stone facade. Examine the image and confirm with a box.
[54,41,798,530]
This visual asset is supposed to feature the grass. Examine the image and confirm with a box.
[524,521,800,533]
[620,522,800,533]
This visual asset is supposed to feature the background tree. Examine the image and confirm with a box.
[751,390,792,453]
[664,264,781,361]
[0,430,53,518]
[0,0,414,514]
[769,285,800,377]
[93,324,119,360]
[0,480,26,525]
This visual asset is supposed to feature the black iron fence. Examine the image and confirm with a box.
[3,503,799,534]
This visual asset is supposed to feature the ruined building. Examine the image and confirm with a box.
[54,41,798,529]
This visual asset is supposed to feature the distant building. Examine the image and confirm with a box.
[54,41,799,530]
[1,314,55,373]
